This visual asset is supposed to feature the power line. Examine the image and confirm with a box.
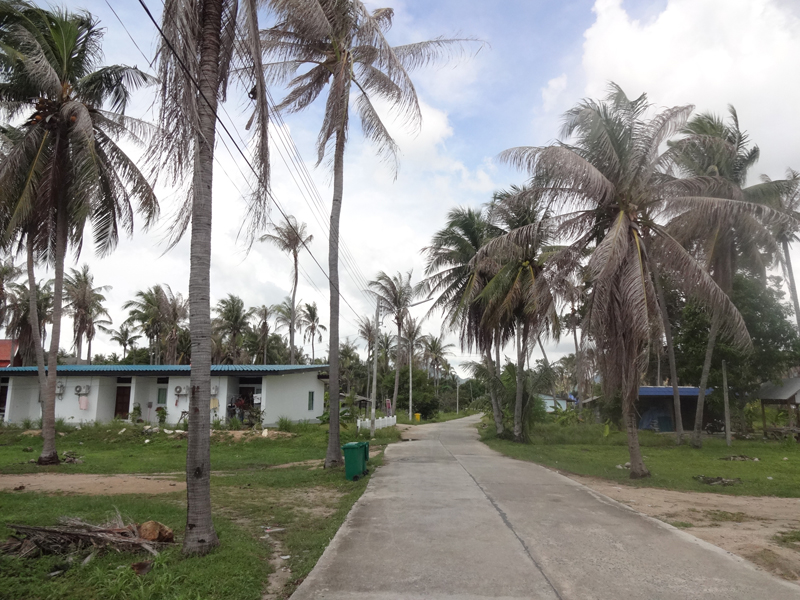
[136,0,369,325]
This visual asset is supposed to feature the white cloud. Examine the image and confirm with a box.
[581,0,800,180]
[541,74,568,113]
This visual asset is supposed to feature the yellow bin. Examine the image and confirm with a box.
[414,413,421,423]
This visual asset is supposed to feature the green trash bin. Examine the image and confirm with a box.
[361,440,370,465]
[341,442,366,481]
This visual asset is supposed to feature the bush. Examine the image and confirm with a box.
[411,393,439,420]
[228,417,242,431]
[276,416,293,432]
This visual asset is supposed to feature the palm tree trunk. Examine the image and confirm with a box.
[183,0,222,555]
[391,321,401,417]
[572,321,583,412]
[485,349,504,435]
[623,373,650,478]
[311,335,315,361]
[514,318,525,443]
[324,125,346,468]
[783,240,800,331]
[75,336,83,364]
[290,250,298,364]
[691,312,720,448]
[86,334,93,365]
[39,196,69,465]
[26,236,47,418]
[649,254,684,444]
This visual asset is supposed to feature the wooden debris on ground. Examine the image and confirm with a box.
[0,512,174,558]
[719,455,759,461]
[693,475,741,486]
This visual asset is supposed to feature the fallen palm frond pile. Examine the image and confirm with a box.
[1,512,174,558]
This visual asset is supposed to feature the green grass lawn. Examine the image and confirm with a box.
[481,421,800,497]
[0,421,399,475]
[0,421,400,600]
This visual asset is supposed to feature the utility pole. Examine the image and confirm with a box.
[370,302,379,438]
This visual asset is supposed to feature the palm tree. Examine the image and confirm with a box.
[5,280,51,366]
[422,207,506,434]
[261,216,312,364]
[402,316,426,418]
[500,85,751,477]
[253,305,272,364]
[64,265,111,363]
[761,169,800,330]
[262,2,475,468]
[213,294,255,364]
[477,189,557,442]
[357,314,377,398]
[299,302,326,362]
[0,3,158,465]
[0,258,20,326]
[108,324,140,359]
[669,107,783,448]
[369,271,417,416]
[159,286,188,365]
[423,334,454,396]
[151,0,272,555]
[274,297,300,361]
[124,286,166,365]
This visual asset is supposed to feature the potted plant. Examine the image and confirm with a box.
[155,406,168,426]
[131,403,142,423]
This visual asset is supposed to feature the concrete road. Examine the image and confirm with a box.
[292,415,800,600]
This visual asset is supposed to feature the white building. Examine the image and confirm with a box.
[0,364,327,427]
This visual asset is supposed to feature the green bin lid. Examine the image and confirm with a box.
[341,442,361,449]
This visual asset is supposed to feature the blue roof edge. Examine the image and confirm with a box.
[1,364,328,375]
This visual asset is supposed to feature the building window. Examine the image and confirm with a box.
[157,388,167,405]
[308,391,314,411]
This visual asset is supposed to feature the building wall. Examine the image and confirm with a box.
[5,377,40,423]
[261,371,324,425]
[4,370,325,426]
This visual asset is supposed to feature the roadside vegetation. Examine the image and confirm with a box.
[0,421,399,599]
[481,417,800,498]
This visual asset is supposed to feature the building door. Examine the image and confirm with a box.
[115,386,131,418]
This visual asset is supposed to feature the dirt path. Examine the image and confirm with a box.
[569,474,800,583]
[0,473,185,495]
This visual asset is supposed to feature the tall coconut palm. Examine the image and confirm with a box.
[124,286,166,365]
[262,1,475,467]
[762,169,800,330]
[0,258,20,326]
[402,316,425,418]
[108,324,140,359]
[356,313,376,397]
[500,85,752,477]
[254,304,272,364]
[422,206,506,434]
[261,216,312,364]
[669,108,783,448]
[151,0,271,554]
[5,279,51,365]
[423,334,454,396]
[213,294,255,364]
[299,302,326,361]
[64,265,110,363]
[273,297,300,359]
[477,189,557,442]
[0,3,158,464]
[369,271,417,416]
[159,286,188,365]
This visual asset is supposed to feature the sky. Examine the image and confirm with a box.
[33,0,800,376]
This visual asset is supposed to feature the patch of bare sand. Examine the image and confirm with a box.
[570,473,800,584]
[213,430,295,442]
[0,473,185,495]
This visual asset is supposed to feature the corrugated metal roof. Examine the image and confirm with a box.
[2,364,327,375]
[639,386,711,397]
[758,378,800,401]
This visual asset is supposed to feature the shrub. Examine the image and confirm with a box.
[228,417,242,431]
[276,416,293,432]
